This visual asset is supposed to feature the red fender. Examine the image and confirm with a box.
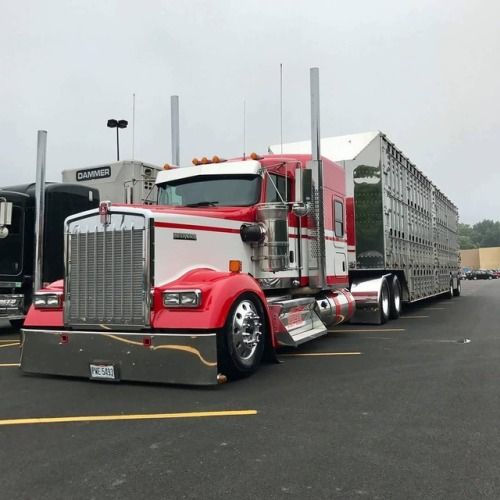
[152,269,272,333]
[23,280,64,328]
[24,272,275,344]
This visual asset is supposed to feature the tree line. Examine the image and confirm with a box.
[458,220,500,249]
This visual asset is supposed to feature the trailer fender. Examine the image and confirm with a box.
[23,280,64,328]
[152,269,273,334]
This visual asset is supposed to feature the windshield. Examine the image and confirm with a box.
[157,174,261,207]
[0,205,24,276]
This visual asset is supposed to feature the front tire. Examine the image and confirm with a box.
[217,293,266,379]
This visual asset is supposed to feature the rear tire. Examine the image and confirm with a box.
[446,281,454,299]
[379,279,390,324]
[389,276,402,319]
[453,279,461,297]
[217,293,266,380]
[9,319,24,330]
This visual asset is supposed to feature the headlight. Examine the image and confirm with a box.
[0,297,20,307]
[162,290,201,308]
[33,293,62,309]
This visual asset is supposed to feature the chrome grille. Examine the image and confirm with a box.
[65,214,149,327]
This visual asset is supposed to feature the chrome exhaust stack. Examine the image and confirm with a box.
[307,67,327,290]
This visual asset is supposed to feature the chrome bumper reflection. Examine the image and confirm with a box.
[20,329,218,386]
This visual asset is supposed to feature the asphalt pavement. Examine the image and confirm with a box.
[1,280,500,499]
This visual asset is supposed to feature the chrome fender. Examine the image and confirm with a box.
[350,274,391,324]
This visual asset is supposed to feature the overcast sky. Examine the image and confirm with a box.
[1,0,499,223]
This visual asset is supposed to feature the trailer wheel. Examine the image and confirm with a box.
[453,279,461,297]
[9,319,24,330]
[389,276,402,319]
[446,281,454,299]
[379,279,390,324]
[217,293,266,379]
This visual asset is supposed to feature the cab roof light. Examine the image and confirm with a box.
[250,152,263,160]
[212,155,227,163]
[163,163,172,170]
[200,157,210,164]
[192,158,201,165]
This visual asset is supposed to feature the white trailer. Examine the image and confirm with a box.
[62,160,161,204]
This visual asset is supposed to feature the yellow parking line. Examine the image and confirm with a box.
[331,328,406,333]
[0,363,20,367]
[0,409,258,427]
[0,342,20,349]
[0,339,19,343]
[281,352,362,357]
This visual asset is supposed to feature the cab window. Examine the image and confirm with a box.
[334,200,344,237]
[266,174,291,203]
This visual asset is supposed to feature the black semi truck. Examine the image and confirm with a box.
[0,183,98,328]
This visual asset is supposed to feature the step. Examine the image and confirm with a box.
[269,296,328,347]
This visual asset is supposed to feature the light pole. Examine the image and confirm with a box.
[107,119,128,161]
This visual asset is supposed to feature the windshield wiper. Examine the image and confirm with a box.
[184,201,219,207]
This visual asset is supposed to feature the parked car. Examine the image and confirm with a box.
[490,270,500,279]
[467,270,495,280]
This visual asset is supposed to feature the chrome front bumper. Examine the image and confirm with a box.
[20,329,218,385]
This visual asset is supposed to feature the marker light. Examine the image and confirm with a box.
[163,290,202,308]
[192,158,201,165]
[33,292,63,309]
[212,156,226,163]
[229,260,242,273]
[201,157,210,164]
[250,152,263,160]
[163,163,172,170]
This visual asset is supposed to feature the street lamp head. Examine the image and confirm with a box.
[107,119,118,128]
[118,120,128,129]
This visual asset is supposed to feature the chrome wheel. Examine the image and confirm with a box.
[218,293,266,378]
[230,300,263,364]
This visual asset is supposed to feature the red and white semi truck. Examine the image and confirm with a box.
[20,70,459,385]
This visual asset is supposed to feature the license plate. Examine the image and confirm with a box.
[89,364,116,380]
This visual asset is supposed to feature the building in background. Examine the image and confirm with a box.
[461,247,500,270]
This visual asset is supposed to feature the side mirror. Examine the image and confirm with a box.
[293,167,312,217]
[0,199,13,226]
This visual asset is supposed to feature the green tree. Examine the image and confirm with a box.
[458,220,500,249]
[472,220,500,247]
[458,223,477,249]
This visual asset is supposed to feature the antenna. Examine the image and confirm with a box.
[171,95,180,166]
[243,99,246,160]
[280,63,283,156]
[132,93,136,159]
